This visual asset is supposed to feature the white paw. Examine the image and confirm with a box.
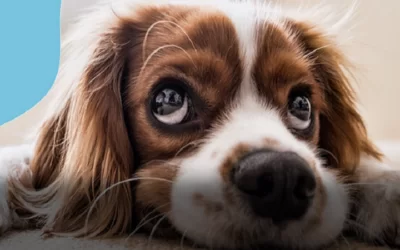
[0,144,33,235]
[383,181,400,201]
[351,170,400,247]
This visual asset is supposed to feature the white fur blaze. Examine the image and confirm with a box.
[0,144,32,234]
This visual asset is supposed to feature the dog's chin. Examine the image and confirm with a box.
[166,166,349,250]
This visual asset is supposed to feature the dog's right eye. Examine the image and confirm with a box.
[151,85,192,125]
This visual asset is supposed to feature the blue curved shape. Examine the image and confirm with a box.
[0,1,61,125]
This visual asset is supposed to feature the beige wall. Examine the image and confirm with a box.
[1,0,399,146]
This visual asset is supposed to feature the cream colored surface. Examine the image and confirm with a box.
[0,230,394,250]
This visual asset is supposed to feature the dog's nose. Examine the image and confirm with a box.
[232,149,316,223]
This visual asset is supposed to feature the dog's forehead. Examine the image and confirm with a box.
[133,3,307,98]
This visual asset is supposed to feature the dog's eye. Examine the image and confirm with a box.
[288,96,311,130]
[151,86,191,125]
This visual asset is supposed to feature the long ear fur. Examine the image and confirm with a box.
[288,21,382,172]
[8,4,139,237]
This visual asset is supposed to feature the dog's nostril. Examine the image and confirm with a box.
[235,171,275,197]
[232,149,316,222]
[294,174,316,199]
[258,173,274,197]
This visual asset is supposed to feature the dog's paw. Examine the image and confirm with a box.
[350,168,400,248]
[0,144,32,235]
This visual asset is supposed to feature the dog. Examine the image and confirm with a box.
[1,0,400,249]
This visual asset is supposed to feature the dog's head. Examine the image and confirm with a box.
[19,0,382,249]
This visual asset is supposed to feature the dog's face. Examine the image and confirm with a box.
[129,3,346,249]
[23,0,381,249]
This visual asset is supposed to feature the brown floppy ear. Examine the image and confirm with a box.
[288,21,382,172]
[9,15,138,237]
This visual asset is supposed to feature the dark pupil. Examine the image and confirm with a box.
[153,88,184,115]
[290,96,310,121]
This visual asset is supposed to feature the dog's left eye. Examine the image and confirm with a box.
[151,86,191,125]
[288,96,312,130]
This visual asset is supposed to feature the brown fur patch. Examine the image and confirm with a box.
[135,161,179,214]
[220,144,251,184]
[193,193,224,214]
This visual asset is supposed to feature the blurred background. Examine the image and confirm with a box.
[0,0,399,146]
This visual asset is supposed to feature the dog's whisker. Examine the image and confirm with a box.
[84,177,173,234]
[138,44,195,81]
[139,159,183,169]
[303,44,332,60]
[131,214,165,238]
[125,204,170,243]
[136,203,170,228]
[205,226,216,250]
[174,139,207,158]
[340,233,351,248]
[332,238,340,248]
[140,159,172,167]
[147,212,170,245]
[142,20,198,62]
[180,229,189,250]
[138,182,173,191]
[345,220,388,247]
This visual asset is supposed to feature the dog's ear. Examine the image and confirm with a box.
[9,9,140,237]
[288,21,382,172]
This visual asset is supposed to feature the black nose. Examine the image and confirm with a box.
[232,149,316,223]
